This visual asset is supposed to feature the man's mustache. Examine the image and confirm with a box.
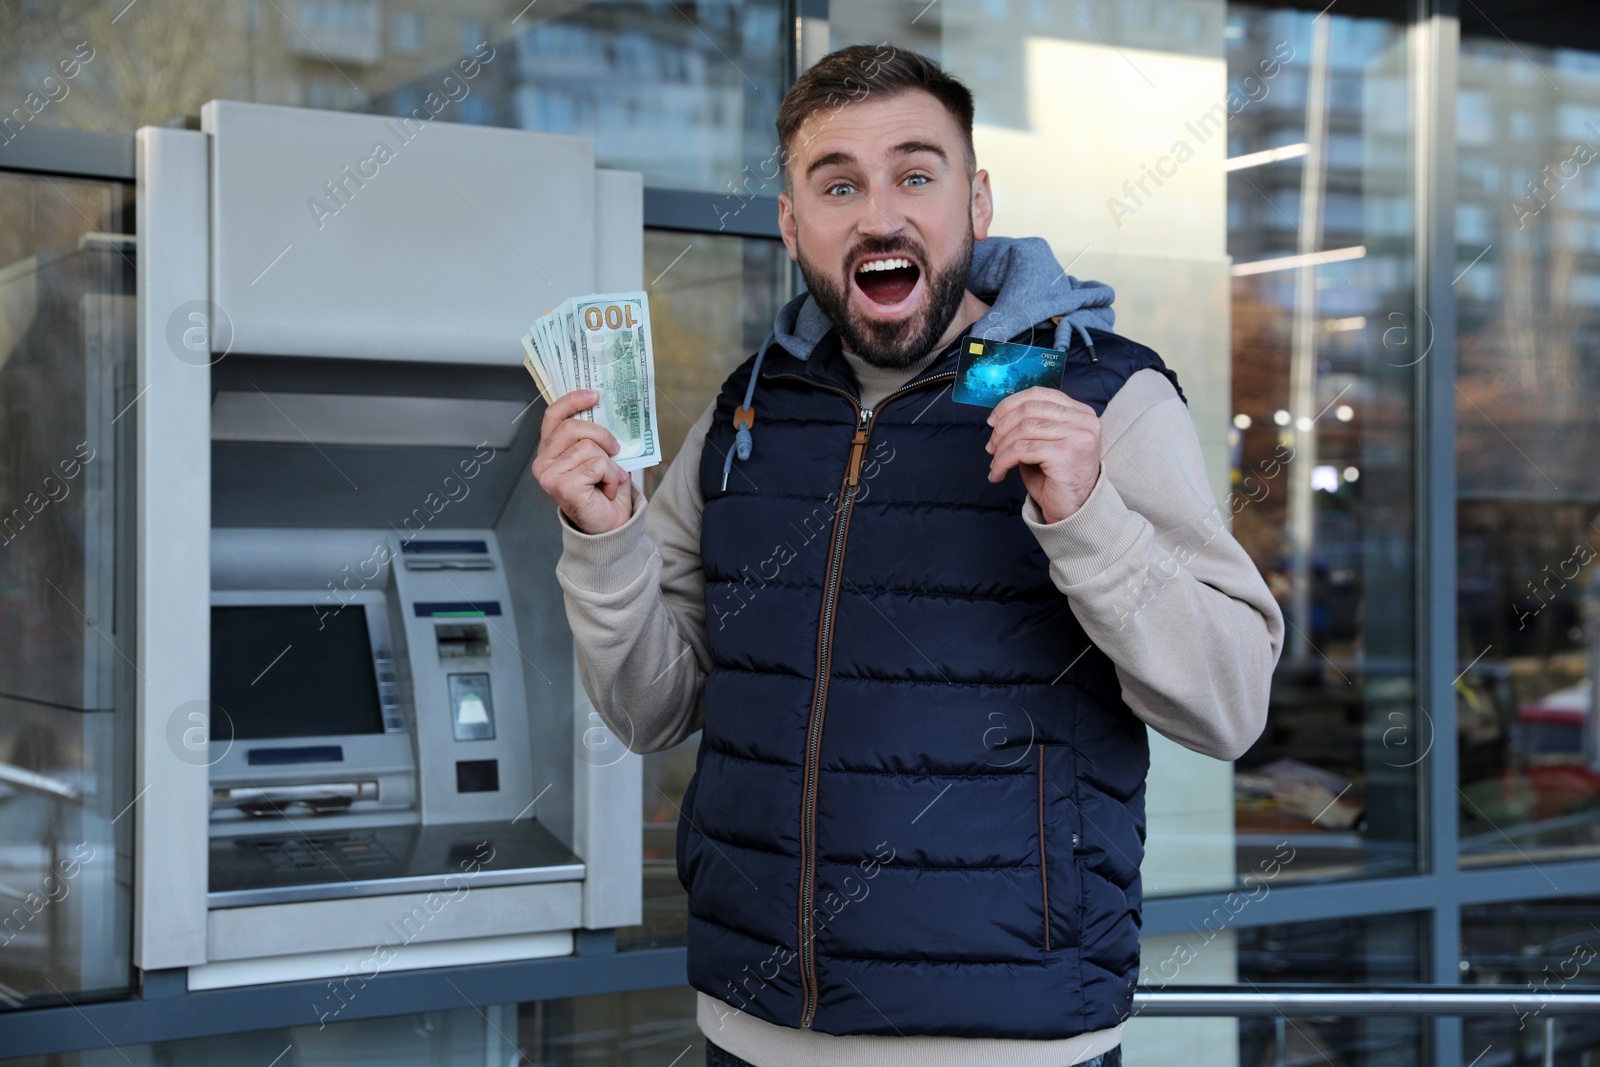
[845,238,926,271]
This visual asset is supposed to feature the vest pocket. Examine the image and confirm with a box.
[1037,744,1050,951]
[1040,742,1083,952]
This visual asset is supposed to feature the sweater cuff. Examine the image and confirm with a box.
[1022,467,1149,588]
[557,481,655,595]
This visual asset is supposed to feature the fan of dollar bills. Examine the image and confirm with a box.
[521,291,662,472]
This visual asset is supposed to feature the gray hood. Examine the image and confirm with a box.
[770,235,1116,360]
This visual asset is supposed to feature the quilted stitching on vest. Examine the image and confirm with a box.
[681,325,1180,1039]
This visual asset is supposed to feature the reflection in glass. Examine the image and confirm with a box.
[1462,898,1600,1065]
[0,991,710,1067]
[1136,912,1423,1064]
[0,1003,525,1066]
[0,173,136,1005]
[1235,911,1425,987]
[1132,1007,1432,1067]
[521,986,703,1065]
[1232,1015,1424,1067]
[618,231,789,951]
[0,989,706,1066]
[0,0,787,194]
[1455,24,1600,869]
[1226,3,1418,885]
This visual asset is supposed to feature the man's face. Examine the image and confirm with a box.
[778,89,992,370]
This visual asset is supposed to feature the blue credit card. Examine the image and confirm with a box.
[951,339,1067,408]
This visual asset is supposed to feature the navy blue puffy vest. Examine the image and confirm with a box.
[682,321,1185,1039]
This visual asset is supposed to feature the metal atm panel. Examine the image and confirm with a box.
[133,104,642,988]
[203,100,595,364]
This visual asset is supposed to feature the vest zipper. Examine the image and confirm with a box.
[762,368,957,1030]
[798,401,864,1029]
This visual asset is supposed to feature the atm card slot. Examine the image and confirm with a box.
[403,558,494,571]
[436,622,490,658]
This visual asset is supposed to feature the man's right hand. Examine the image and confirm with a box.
[533,389,633,535]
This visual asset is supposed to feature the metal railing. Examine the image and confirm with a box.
[1134,986,1598,1067]
[1133,985,1600,1015]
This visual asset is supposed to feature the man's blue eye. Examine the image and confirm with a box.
[906,174,929,186]
[827,182,855,197]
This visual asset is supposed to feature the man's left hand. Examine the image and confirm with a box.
[984,386,1101,524]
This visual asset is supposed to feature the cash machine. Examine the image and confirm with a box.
[135,101,641,990]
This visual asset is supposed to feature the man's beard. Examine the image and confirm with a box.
[797,230,973,371]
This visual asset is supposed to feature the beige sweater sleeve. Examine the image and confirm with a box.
[555,367,1283,763]
[553,400,715,754]
[1021,369,1285,760]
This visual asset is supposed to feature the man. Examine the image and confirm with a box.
[535,45,1283,1067]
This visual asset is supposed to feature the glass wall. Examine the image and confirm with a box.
[1454,13,1600,870]
[0,1001,1435,1067]
[0,0,786,193]
[0,172,137,1005]
[1226,2,1419,886]
[0,1002,527,1066]
[0,988,710,1066]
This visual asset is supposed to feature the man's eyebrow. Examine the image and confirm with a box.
[803,141,950,181]
[891,140,949,164]
[805,150,858,181]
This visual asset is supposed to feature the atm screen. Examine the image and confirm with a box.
[211,606,386,740]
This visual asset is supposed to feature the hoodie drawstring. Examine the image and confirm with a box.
[1072,320,1098,361]
[721,330,775,492]
[1051,314,1098,362]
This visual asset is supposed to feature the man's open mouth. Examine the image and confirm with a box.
[853,256,922,307]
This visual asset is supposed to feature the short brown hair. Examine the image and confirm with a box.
[776,44,976,184]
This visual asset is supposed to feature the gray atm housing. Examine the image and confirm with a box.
[134,101,641,990]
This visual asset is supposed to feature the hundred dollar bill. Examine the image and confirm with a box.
[547,299,591,422]
[520,291,661,470]
[539,307,571,402]
[571,292,659,471]
[521,332,556,405]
